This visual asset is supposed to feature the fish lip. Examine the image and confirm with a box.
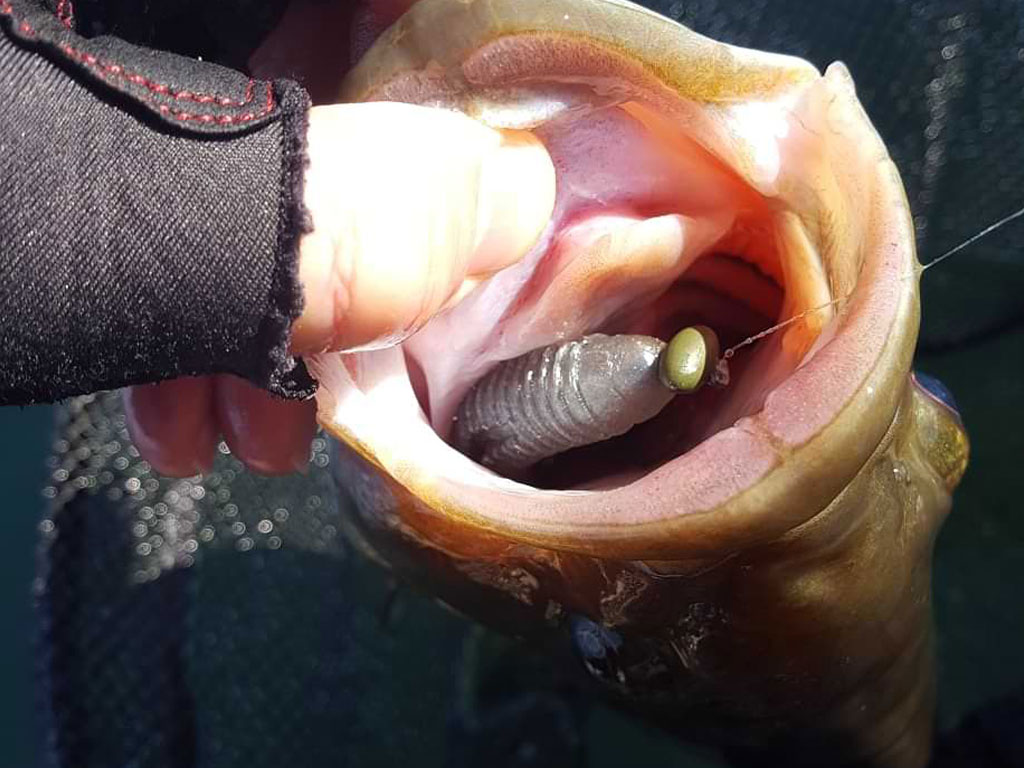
[340,0,821,106]
[314,4,921,559]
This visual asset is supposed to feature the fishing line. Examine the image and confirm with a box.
[919,204,1024,274]
[717,203,1024,370]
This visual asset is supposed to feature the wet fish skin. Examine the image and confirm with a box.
[330,378,965,766]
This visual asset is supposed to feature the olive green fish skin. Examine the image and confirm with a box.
[331,379,965,767]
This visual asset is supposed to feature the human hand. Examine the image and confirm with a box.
[124,102,556,477]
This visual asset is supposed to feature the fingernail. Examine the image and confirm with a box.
[471,130,556,275]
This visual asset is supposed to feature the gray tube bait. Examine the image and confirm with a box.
[451,327,720,476]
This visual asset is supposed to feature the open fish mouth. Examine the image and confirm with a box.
[310,0,919,559]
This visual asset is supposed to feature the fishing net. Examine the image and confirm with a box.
[36,2,1024,766]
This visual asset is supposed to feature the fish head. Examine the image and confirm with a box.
[264,1,971,762]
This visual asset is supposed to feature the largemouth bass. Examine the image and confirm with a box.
[296,1,969,765]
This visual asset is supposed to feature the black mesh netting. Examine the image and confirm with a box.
[36,2,1024,767]
[36,393,590,768]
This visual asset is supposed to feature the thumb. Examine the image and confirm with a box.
[291,102,556,355]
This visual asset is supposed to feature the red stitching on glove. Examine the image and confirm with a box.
[0,1,31,35]
[155,82,275,125]
[59,44,259,107]
[55,0,71,29]
[1,1,276,123]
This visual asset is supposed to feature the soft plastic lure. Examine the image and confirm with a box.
[452,326,721,475]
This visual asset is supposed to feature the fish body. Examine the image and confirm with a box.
[306,1,970,765]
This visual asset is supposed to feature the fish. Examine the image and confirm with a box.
[295,1,970,765]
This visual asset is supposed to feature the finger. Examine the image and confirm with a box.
[292,103,555,355]
[123,377,218,477]
[213,375,317,476]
